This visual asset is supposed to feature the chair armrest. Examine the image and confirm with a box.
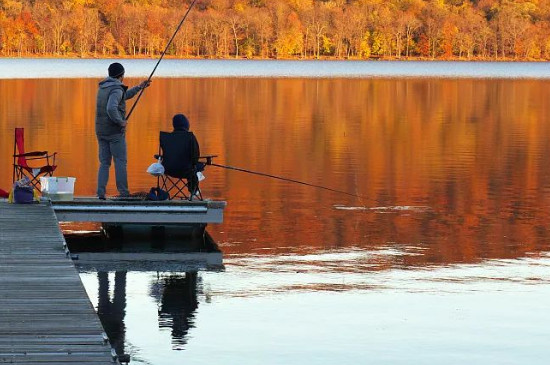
[14,151,48,158]
[199,155,218,165]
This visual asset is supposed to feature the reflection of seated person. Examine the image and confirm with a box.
[161,114,205,195]
[158,273,198,348]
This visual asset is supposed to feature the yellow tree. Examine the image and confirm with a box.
[69,3,89,56]
[399,0,423,58]
[0,11,5,54]
[372,3,393,57]
[419,0,447,59]
[249,6,273,58]
[1,16,16,55]
[274,10,303,58]
[348,8,368,58]
[229,4,244,58]
[120,3,146,55]
[145,5,165,55]
[488,0,533,58]
[329,6,346,58]
[455,3,485,59]
[302,2,330,58]
[49,3,70,54]
[86,7,102,56]
[101,30,115,55]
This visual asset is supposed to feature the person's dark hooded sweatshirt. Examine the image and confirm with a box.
[95,76,141,137]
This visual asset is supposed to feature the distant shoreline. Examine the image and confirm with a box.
[1,55,548,63]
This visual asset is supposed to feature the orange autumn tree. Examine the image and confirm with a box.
[0,0,549,60]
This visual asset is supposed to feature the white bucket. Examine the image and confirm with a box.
[40,177,76,201]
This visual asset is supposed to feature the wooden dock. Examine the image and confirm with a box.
[51,197,226,224]
[0,201,117,364]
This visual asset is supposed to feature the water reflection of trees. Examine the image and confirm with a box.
[96,271,200,356]
[5,78,550,266]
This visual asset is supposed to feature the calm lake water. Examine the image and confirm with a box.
[1,59,550,364]
[2,58,550,79]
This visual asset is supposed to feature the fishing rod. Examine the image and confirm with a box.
[126,0,198,120]
[210,162,366,199]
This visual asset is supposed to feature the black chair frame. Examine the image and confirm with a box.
[157,173,203,201]
[155,153,217,201]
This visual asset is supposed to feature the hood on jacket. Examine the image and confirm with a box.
[98,77,125,89]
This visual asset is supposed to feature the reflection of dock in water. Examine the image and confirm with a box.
[67,229,223,271]
[57,197,226,271]
[68,222,222,358]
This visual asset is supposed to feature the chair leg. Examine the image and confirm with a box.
[161,175,190,200]
[189,185,202,201]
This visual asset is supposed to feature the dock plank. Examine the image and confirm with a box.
[51,197,226,223]
[0,202,117,365]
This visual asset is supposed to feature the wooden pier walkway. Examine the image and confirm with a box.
[0,202,117,364]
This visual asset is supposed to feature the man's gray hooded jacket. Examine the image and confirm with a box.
[95,77,141,137]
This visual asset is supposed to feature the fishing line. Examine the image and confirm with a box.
[210,162,367,199]
[126,0,199,120]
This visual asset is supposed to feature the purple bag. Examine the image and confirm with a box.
[13,185,34,204]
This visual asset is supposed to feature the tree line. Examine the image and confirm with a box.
[1,0,550,60]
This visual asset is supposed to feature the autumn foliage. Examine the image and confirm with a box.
[2,0,550,60]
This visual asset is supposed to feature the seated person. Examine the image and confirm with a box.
[160,114,204,195]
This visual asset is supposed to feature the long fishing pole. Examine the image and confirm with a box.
[126,0,198,120]
[210,162,366,199]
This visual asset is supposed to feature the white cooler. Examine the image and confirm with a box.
[40,177,76,201]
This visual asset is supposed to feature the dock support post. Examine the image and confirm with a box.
[102,224,124,240]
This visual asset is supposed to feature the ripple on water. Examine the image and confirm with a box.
[209,250,550,297]
[333,205,433,213]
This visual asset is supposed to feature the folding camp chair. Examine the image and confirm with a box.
[12,127,57,190]
[156,131,215,201]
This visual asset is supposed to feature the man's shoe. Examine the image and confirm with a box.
[98,195,106,200]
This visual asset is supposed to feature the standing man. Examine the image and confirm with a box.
[95,62,150,199]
